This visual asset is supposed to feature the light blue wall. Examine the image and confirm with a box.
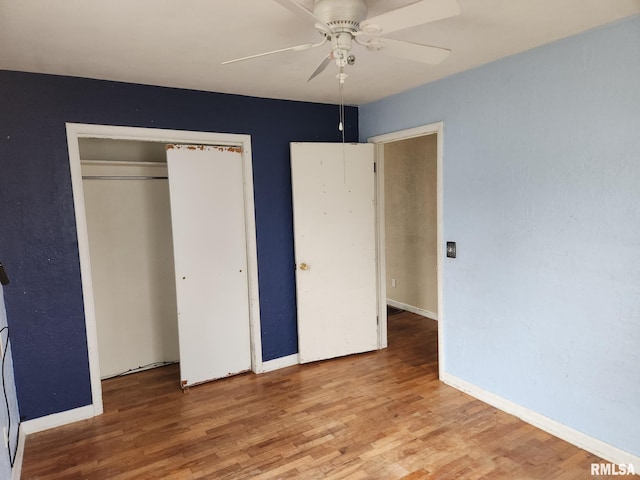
[0,285,20,478]
[361,15,640,456]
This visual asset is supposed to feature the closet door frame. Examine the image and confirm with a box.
[66,123,262,418]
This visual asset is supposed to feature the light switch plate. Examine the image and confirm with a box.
[446,242,456,258]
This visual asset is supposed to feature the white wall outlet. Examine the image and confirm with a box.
[391,278,396,288]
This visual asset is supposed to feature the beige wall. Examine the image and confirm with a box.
[384,134,437,317]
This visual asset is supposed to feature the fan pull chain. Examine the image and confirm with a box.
[338,67,347,183]
[338,68,345,140]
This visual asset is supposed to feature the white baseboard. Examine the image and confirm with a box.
[21,404,96,435]
[441,372,640,470]
[10,424,26,480]
[260,353,299,373]
[387,299,438,321]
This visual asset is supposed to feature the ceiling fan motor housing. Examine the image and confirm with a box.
[313,0,368,30]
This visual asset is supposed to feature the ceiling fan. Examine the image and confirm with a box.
[222,0,462,83]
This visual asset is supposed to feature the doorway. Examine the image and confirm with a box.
[383,134,438,320]
[369,122,444,378]
[67,124,263,417]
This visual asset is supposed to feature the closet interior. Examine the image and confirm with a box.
[80,139,179,379]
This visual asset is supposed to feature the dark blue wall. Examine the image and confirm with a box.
[0,70,358,420]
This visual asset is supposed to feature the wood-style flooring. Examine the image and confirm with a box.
[22,312,612,479]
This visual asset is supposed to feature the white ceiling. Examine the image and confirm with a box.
[1,1,639,105]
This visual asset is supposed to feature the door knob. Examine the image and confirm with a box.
[299,263,310,271]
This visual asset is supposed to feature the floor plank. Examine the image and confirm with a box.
[22,312,615,479]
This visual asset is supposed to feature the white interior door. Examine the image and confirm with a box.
[166,144,251,387]
[291,142,378,364]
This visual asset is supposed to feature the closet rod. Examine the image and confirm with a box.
[82,175,168,180]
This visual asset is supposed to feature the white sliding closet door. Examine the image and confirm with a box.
[166,145,251,388]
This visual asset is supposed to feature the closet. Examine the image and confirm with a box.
[80,139,179,379]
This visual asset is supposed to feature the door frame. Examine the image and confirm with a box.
[66,123,262,417]
[369,121,445,378]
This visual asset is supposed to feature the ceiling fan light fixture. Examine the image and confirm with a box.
[332,32,353,51]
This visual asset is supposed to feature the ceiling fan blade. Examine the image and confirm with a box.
[360,0,461,36]
[308,54,332,82]
[370,38,451,65]
[222,38,326,65]
[272,0,334,34]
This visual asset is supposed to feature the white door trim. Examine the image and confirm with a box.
[66,123,262,418]
[368,121,445,378]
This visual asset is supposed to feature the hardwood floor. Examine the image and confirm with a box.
[22,312,611,479]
